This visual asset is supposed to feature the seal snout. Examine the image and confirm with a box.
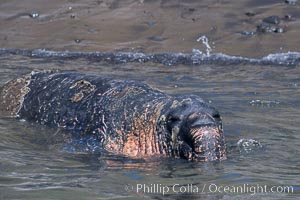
[184,112,226,161]
[189,125,226,161]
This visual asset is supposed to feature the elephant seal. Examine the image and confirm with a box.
[0,71,226,161]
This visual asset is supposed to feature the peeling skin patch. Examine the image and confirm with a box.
[69,80,96,102]
[70,92,85,102]
[0,73,32,117]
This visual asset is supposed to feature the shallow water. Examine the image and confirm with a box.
[0,0,300,199]
[0,52,299,199]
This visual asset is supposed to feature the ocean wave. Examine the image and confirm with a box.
[0,48,299,66]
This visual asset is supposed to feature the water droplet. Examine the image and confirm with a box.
[285,0,297,5]
[237,138,263,153]
[249,99,280,107]
[29,11,39,19]
[196,35,212,56]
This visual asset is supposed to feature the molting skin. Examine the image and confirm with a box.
[0,71,226,161]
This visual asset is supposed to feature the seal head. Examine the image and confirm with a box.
[161,95,226,161]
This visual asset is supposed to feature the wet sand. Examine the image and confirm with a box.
[0,0,299,58]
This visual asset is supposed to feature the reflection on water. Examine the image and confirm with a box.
[0,52,299,199]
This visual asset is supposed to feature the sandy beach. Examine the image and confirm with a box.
[0,0,299,57]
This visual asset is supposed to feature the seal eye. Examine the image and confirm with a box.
[212,113,221,120]
[168,116,181,123]
[212,112,222,130]
[166,115,181,133]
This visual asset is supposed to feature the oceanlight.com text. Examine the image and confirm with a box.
[124,183,294,196]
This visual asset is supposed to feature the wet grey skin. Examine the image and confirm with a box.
[0,71,226,161]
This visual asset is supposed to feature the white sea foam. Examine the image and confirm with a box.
[0,48,299,66]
